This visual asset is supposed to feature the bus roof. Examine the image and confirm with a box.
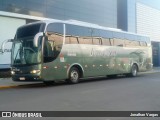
[43,19,149,36]
[41,19,122,32]
[22,19,151,42]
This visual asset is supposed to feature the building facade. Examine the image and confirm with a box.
[0,0,160,68]
[118,0,160,66]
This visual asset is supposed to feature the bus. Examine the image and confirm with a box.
[1,20,153,84]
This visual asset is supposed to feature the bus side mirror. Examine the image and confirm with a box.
[0,39,13,53]
[33,32,44,47]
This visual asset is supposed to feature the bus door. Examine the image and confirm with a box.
[41,23,64,81]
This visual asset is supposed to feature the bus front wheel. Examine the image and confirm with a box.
[67,67,80,84]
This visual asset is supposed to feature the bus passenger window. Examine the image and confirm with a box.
[65,37,70,44]
[125,39,131,47]
[140,41,147,46]
[44,33,63,63]
[65,36,79,44]
[131,41,140,46]
[113,38,124,46]
[79,37,92,44]
[93,38,100,45]
[83,37,92,44]
[102,38,111,46]
[78,37,84,44]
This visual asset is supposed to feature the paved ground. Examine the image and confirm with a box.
[0,68,160,120]
[0,78,42,89]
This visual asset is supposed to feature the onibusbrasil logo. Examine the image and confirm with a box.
[1,112,42,118]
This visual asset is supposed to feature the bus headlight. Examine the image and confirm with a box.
[30,70,41,74]
[11,70,15,75]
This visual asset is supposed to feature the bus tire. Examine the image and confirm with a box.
[129,64,138,77]
[67,67,80,84]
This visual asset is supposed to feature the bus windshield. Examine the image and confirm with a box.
[12,37,42,65]
[11,23,45,66]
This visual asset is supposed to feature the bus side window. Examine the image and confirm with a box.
[99,29,113,46]
[66,24,93,45]
[44,34,63,63]
[131,41,140,46]
[125,39,140,47]
[78,37,92,44]
[71,37,79,44]
[66,24,89,37]
[92,28,101,45]
[65,37,70,44]
[112,32,124,47]
[140,41,147,46]
[102,38,111,46]
[110,38,114,46]
[50,34,63,48]
[83,37,93,44]
[78,37,84,44]
[92,38,100,45]
[113,38,124,47]
[65,36,79,44]
[45,22,64,63]
[125,39,131,47]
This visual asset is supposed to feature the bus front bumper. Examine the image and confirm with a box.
[12,74,43,82]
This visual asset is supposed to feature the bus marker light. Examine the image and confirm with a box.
[30,70,40,74]
[43,66,48,69]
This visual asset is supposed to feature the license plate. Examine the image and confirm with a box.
[19,77,25,80]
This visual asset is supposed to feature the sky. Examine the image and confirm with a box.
[138,0,160,10]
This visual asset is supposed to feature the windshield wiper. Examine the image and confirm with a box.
[14,48,20,64]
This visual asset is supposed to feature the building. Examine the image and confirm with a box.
[0,0,160,68]
[118,0,160,67]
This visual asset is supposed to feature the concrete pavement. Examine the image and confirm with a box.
[0,78,42,89]
[1,72,160,112]
[0,67,160,89]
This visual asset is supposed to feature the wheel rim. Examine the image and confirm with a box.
[132,65,137,76]
[70,70,79,82]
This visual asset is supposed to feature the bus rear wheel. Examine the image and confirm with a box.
[67,67,80,84]
[128,64,138,77]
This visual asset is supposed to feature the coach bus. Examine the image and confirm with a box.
[1,20,153,84]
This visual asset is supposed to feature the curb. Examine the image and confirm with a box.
[0,85,19,89]
[140,70,160,74]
